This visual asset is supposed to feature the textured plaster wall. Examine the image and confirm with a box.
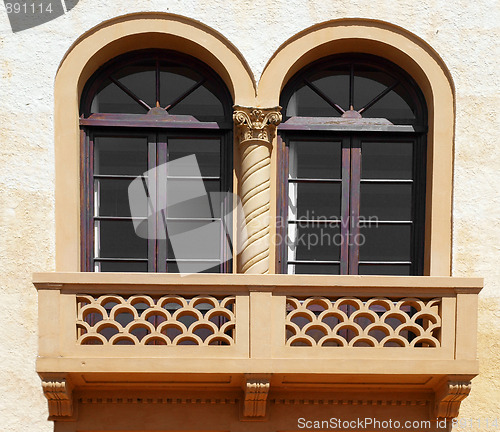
[0,1,498,430]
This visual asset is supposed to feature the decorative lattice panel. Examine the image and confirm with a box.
[76,294,235,346]
[286,297,441,347]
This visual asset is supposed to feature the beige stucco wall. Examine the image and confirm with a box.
[0,1,498,431]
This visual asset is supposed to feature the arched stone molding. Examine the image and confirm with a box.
[54,13,256,271]
[258,19,456,276]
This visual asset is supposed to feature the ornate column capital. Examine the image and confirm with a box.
[434,380,472,418]
[233,106,282,144]
[42,377,74,420]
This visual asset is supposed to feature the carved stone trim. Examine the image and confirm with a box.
[233,106,281,275]
[80,397,238,405]
[272,398,430,406]
[434,380,472,418]
[42,378,74,420]
[243,376,271,418]
[233,106,282,144]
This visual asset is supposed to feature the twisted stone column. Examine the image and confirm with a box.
[233,106,281,274]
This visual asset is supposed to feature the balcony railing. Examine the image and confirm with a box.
[34,273,482,422]
[76,293,237,346]
[34,273,481,373]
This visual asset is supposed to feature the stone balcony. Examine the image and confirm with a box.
[34,273,482,423]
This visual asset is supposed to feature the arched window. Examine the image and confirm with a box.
[80,50,233,273]
[278,54,427,276]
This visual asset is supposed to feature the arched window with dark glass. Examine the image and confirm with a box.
[80,50,233,273]
[278,54,427,276]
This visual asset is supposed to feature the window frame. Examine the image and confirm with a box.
[276,54,428,276]
[277,130,426,275]
[80,49,234,126]
[79,50,234,273]
[279,53,427,126]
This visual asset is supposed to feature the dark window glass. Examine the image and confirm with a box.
[281,54,424,125]
[169,84,225,122]
[361,142,413,179]
[166,220,222,260]
[292,183,342,219]
[96,261,148,272]
[286,84,340,118]
[354,67,416,122]
[97,220,148,259]
[89,133,229,273]
[360,183,413,221]
[159,67,201,108]
[291,141,341,179]
[166,180,222,219]
[291,224,342,261]
[310,70,350,113]
[94,136,148,176]
[358,264,411,276]
[92,79,149,114]
[290,263,340,275]
[95,178,137,218]
[83,50,231,123]
[116,64,156,108]
[282,134,424,275]
[168,139,221,177]
[359,224,412,261]
[166,261,221,274]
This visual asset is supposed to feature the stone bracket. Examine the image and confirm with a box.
[42,377,74,420]
[434,379,472,418]
[242,375,271,419]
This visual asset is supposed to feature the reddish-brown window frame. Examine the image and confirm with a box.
[276,54,428,276]
[79,49,234,273]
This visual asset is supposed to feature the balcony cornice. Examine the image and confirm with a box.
[33,272,483,294]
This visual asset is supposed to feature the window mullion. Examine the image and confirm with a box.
[277,135,288,274]
[349,63,354,111]
[348,136,361,275]
[147,134,158,272]
[83,130,94,272]
[340,137,351,275]
[156,133,168,272]
[220,131,232,273]
[155,57,160,108]
[413,136,426,275]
